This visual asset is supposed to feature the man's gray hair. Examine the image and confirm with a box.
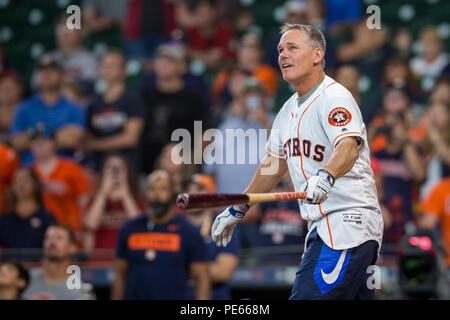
[280,23,326,68]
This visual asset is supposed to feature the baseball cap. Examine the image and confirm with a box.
[155,43,185,62]
[37,54,62,70]
[190,174,217,193]
[28,123,55,140]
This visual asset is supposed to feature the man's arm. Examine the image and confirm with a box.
[56,125,85,149]
[322,136,359,179]
[86,118,144,151]
[303,136,359,204]
[418,213,439,230]
[209,253,239,284]
[111,258,129,300]
[190,262,211,300]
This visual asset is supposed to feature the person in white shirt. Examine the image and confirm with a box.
[211,23,383,300]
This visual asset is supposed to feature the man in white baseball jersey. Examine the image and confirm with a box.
[211,23,383,299]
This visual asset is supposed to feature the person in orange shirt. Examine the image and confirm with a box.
[213,31,279,107]
[28,123,90,236]
[419,177,450,265]
[0,143,20,213]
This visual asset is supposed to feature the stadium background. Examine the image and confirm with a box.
[0,0,449,300]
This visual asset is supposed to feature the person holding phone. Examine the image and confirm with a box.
[83,154,147,259]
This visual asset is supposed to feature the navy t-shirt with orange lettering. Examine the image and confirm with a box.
[116,213,208,300]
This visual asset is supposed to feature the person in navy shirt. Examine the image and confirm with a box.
[9,55,85,165]
[0,167,55,262]
[184,174,240,300]
[85,49,145,173]
[111,170,210,300]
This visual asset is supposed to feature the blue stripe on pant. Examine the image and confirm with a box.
[289,228,379,300]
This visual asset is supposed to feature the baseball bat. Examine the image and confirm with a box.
[176,191,307,210]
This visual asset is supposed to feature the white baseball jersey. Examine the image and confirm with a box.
[266,75,383,251]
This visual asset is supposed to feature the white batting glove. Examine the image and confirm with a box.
[211,204,248,247]
[303,169,335,204]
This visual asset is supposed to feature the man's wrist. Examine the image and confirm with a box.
[230,204,249,218]
[317,169,335,186]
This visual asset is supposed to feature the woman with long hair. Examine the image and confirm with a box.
[0,168,55,261]
[83,154,147,259]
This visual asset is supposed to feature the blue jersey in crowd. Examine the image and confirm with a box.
[9,94,85,164]
[116,213,208,300]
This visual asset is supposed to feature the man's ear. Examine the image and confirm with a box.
[313,47,324,65]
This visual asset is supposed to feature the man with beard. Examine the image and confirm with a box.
[22,223,93,300]
[112,170,210,300]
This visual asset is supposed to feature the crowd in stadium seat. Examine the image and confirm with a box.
[0,0,449,300]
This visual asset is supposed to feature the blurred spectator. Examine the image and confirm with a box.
[22,224,94,300]
[231,5,256,39]
[326,0,362,31]
[185,174,239,300]
[83,154,147,257]
[204,78,273,194]
[335,64,360,104]
[0,143,20,213]
[392,29,413,59]
[10,55,85,165]
[252,174,306,249]
[124,0,177,59]
[61,81,87,108]
[141,41,212,108]
[430,77,450,106]
[372,111,425,244]
[336,64,381,123]
[154,142,199,194]
[85,49,145,173]
[334,18,389,86]
[369,86,419,150]
[265,0,310,69]
[410,27,449,92]
[29,123,90,236]
[0,71,24,143]
[44,14,99,93]
[213,32,279,109]
[184,0,235,71]
[382,56,424,103]
[0,168,55,262]
[141,44,208,173]
[112,170,210,300]
[0,261,29,300]
[307,0,326,30]
[82,0,127,35]
[420,101,450,198]
[419,177,450,266]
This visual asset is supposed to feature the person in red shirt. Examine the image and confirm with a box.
[29,123,90,236]
[0,143,20,213]
[419,177,450,265]
[184,0,235,70]
[83,154,146,259]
